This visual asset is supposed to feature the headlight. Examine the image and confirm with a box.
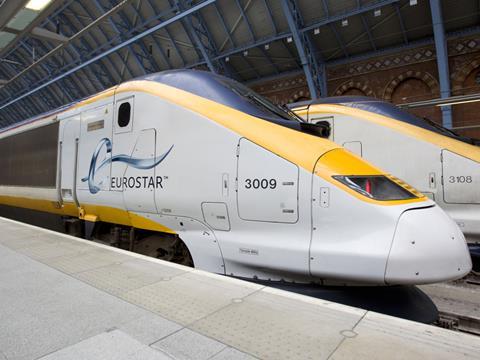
[332,175,421,200]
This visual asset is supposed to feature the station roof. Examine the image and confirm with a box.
[0,0,478,127]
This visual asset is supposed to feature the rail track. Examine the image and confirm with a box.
[420,273,480,336]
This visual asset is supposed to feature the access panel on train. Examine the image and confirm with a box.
[442,150,480,204]
[236,138,298,223]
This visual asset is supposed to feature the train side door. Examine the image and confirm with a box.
[111,96,157,213]
[237,138,298,223]
[60,115,81,205]
[442,150,480,204]
[122,129,158,213]
[77,104,113,194]
[110,96,134,195]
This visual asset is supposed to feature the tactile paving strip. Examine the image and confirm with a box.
[74,258,189,296]
[121,272,261,325]
[190,290,363,360]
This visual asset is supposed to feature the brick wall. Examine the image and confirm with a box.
[251,34,480,139]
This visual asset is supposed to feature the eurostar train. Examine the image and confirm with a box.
[0,71,472,285]
[291,96,480,244]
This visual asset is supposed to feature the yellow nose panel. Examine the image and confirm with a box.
[315,148,382,176]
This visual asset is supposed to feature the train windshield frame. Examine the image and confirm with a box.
[333,175,419,201]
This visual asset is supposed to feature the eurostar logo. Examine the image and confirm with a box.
[82,138,173,194]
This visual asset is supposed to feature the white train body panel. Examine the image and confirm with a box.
[0,72,472,285]
[297,102,480,243]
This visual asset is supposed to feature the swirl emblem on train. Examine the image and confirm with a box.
[81,138,174,194]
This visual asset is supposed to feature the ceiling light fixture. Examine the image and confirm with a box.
[342,19,349,27]
[313,28,320,35]
[374,9,381,17]
[25,0,53,11]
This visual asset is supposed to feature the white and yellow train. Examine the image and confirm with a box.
[0,71,472,285]
[291,96,480,244]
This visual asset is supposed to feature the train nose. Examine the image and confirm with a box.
[385,205,472,285]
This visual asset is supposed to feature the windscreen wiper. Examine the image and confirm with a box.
[423,117,460,137]
[245,93,292,121]
[280,104,305,122]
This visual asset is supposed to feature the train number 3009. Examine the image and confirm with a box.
[245,178,277,189]
[448,176,473,184]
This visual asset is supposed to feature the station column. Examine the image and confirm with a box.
[430,0,453,129]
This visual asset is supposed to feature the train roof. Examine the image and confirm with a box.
[135,70,327,138]
[137,69,302,123]
[291,96,479,145]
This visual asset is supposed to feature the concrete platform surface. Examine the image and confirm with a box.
[0,216,479,360]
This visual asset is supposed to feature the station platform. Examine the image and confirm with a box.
[0,217,479,360]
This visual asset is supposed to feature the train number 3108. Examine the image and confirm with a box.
[449,176,473,184]
[245,178,277,189]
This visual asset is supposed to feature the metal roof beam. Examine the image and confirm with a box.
[210,3,243,78]
[63,16,119,90]
[263,0,278,34]
[430,0,452,128]
[321,0,349,59]
[178,0,216,73]
[213,4,235,47]
[58,5,133,82]
[120,0,172,70]
[89,0,141,79]
[191,0,399,70]
[54,14,109,92]
[182,0,237,77]
[302,0,400,33]
[360,14,377,51]
[260,47,280,75]
[0,68,39,123]
[241,55,260,79]
[19,41,75,104]
[44,19,102,96]
[145,0,186,67]
[394,3,409,45]
[165,0,203,62]
[329,23,348,57]
[1,61,50,114]
[280,0,326,98]
[88,9,147,77]
[329,25,480,66]
[234,0,279,76]
[30,27,69,44]
[234,0,256,41]
[0,0,216,113]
